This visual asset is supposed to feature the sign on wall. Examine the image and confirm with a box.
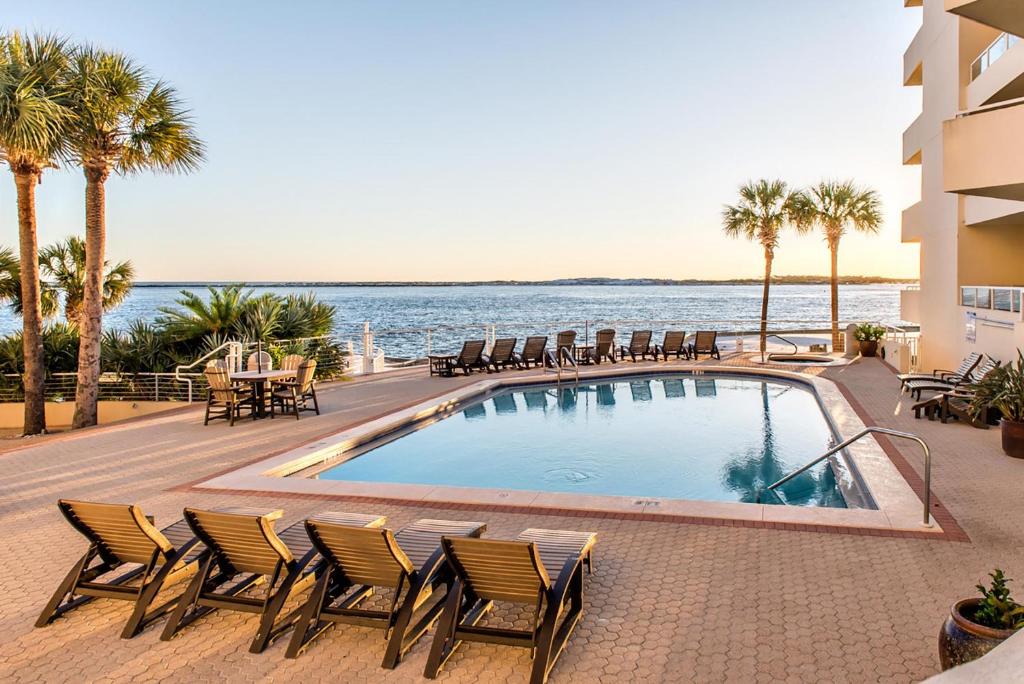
[965,311,977,344]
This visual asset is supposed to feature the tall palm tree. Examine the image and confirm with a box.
[722,179,812,352]
[0,32,71,435]
[40,236,134,327]
[64,46,204,428]
[807,180,883,350]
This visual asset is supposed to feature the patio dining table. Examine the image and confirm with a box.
[230,369,296,418]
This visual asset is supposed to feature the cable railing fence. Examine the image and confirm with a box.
[0,319,918,404]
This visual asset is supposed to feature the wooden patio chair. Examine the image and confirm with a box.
[897,352,980,389]
[905,356,998,400]
[280,354,306,371]
[36,500,205,639]
[286,518,487,667]
[939,389,990,429]
[554,331,577,365]
[689,331,720,360]
[584,329,616,364]
[270,360,320,419]
[424,528,596,684]
[654,330,689,361]
[203,366,256,426]
[443,340,487,375]
[514,336,548,369]
[246,350,274,371]
[618,330,653,362]
[160,508,385,653]
[483,338,518,373]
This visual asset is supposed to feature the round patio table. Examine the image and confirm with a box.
[230,369,296,418]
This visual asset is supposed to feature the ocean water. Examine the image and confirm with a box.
[0,283,906,360]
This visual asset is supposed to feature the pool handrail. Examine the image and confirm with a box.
[767,427,933,528]
[760,334,799,363]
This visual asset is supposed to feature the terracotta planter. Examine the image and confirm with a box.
[858,340,878,357]
[938,598,1017,670]
[1001,419,1024,459]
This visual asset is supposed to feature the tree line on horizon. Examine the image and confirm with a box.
[722,179,883,353]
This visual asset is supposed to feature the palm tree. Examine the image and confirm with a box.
[722,180,813,352]
[157,285,252,342]
[0,245,59,318]
[807,180,883,350]
[0,32,71,435]
[39,236,134,327]
[64,46,204,428]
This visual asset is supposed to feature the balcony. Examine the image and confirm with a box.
[946,0,1024,37]
[943,101,1024,200]
[903,113,924,165]
[900,286,921,324]
[968,32,1024,108]
[901,201,925,242]
[904,27,925,86]
[963,196,1024,226]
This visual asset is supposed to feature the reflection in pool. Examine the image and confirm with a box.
[316,374,868,509]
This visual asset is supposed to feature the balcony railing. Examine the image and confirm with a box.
[971,32,1021,81]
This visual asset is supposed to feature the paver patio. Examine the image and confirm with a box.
[1,357,1021,683]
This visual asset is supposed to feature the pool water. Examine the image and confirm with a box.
[317,374,868,508]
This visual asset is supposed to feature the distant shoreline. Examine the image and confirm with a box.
[135,276,917,288]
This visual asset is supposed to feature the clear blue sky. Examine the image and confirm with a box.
[2,0,922,281]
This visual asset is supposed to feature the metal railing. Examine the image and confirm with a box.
[760,334,799,363]
[971,32,1020,81]
[0,372,194,403]
[544,347,579,384]
[767,427,933,528]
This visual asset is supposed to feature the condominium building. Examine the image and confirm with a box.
[901,0,1024,369]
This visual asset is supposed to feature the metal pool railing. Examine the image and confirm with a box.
[767,427,933,528]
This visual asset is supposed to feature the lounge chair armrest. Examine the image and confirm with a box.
[549,555,585,606]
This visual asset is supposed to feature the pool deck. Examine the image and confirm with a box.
[2,355,1022,682]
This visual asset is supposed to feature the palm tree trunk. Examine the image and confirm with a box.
[760,248,772,353]
[14,171,46,435]
[830,239,841,352]
[72,167,108,428]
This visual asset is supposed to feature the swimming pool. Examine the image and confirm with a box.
[314,374,872,509]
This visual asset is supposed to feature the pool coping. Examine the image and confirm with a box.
[191,365,948,538]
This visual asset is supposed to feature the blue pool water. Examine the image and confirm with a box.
[317,374,867,508]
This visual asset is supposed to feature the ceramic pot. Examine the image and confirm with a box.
[858,340,878,357]
[938,598,1016,670]
[1001,419,1024,459]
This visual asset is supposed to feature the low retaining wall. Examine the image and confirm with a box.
[0,401,187,430]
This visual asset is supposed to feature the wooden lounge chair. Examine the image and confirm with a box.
[618,330,653,362]
[514,336,548,369]
[424,528,597,684]
[160,508,385,653]
[246,350,274,371]
[654,330,689,361]
[203,366,256,426]
[905,356,998,400]
[36,500,205,638]
[286,518,487,667]
[939,389,990,428]
[554,330,577,364]
[483,337,518,372]
[898,353,980,389]
[689,331,720,360]
[584,329,616,364]
[270,360,320,419]
[448,340,487,375]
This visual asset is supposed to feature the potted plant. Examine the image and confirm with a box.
[939,569,1024,670]
[853,323,885,357]
[970,351,1024,458]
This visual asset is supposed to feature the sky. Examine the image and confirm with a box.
[2,0,922,282]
